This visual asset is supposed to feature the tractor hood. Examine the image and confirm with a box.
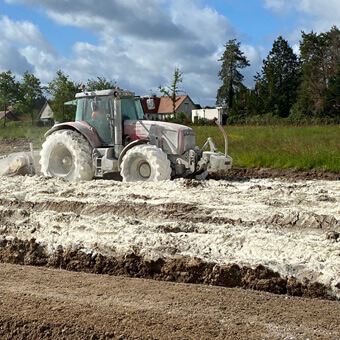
[124,120,196,155]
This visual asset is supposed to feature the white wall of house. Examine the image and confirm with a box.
[39,102,54,120]
[192,108,223,123]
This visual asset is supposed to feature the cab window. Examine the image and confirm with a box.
[121,98,139,120]
[85,97,112,144]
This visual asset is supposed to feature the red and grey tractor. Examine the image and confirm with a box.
[1,88,232,181]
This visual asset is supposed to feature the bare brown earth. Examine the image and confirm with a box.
[1,263,340,339]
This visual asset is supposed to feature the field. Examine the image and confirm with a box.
[0,127,339,338]
[193,125,340,172]
[0,168,339,338]
[1,122,340,172]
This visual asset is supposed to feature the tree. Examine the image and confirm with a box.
[324,66,340,118]
[216,39,250,114]
[0,70,20,127]
[158,68,183,116]
[86,77,116,91]
[257,36,301,118]
[297,26,340,116]
[17,71,43,125]
[47,70,79,122]
[245,78,264,117]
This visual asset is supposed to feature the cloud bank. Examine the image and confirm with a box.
[1,0,339,106]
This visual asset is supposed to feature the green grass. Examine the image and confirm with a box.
[1,121,339,172]
[0,121,49,148]
[193,125,340,172]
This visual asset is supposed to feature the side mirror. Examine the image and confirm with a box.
[146,98,155,110]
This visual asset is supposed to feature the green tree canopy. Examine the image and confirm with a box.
[257,36,301,118]
[86,77,116,91]
[297,26,340,116]
[216,39,250,112]
[17,71,44,124]
[324,65,340,118]
[0,70,20,126]
[158,68,183,115]
[47,70,79,122]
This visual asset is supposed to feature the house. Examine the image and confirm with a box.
[140,95,198,120]
[38,101,54,125]
[0,106,20,121]
[191,107,227,125]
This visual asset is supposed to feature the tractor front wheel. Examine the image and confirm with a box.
[40,130,94,181]
[120,144,171,182]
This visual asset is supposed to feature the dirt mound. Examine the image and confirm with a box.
[211,167,340,181]
[0,238,334,300]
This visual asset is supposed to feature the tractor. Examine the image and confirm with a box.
[1,88,232,181]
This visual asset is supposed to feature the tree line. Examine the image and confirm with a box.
[217,26,340,124]
[1,26,339,126]
[0,70,116,124]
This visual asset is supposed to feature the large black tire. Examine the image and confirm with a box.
[120,144,171,182]
[40,130,94,181]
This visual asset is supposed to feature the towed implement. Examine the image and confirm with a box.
[1,88,232,182]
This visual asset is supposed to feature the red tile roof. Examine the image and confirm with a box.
[141,95,188,114]
[158,95,187,114]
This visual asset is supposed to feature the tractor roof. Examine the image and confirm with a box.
[75,89,135,99]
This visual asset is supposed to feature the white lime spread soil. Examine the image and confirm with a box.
[0,176,339,297]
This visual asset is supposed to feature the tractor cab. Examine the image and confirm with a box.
[74,89,144,146]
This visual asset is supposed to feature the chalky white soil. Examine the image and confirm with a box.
[0,176,339,298]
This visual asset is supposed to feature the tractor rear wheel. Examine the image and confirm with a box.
[40,130,94,181]
[120,144,171,182]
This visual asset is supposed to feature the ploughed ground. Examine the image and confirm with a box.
[0,138,339,339]
[1,263,340,339]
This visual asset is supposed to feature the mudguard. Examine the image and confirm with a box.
[45,121,102,148]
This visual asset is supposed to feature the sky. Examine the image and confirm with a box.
[0,0,339,107]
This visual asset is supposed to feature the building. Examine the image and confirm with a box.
[0,106,20,121]
[140,95,198,119]
[37,101,54,125]
[191,107,227,125]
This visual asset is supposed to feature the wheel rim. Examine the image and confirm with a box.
[48,145,73,177]
[138,161,151,179]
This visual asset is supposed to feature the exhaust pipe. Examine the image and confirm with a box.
[215,120,228,157]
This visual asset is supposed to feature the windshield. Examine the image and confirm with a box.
[135,98,144,119]
[121,98,144,120]
[76,97,112,144]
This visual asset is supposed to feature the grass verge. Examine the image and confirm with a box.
[0,121,50,148]
[193,125,340,173]
[1,122,339,172]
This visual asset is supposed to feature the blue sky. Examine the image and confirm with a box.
[0,0,339,106]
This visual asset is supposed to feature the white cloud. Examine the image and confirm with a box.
[0,40,34,74]
[263,0,285,12]
[1,0,260,106]
[0,15,59,79]
[241,45,262,86]
[0,15,52,51]
[264,0,340,31]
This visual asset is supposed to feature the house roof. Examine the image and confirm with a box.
[0,111,21,121]
[38,101,54,120]
[157,95,188,114]
[140,95,190,115]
